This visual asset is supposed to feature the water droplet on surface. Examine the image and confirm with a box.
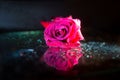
[86,55,90,58]
[112,57,116,59]
[37,39,42,43]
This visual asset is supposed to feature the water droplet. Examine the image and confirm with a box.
[86,55,89,58]
[37,39,42,43]
[116,55,120,58]
[112,57,115,59]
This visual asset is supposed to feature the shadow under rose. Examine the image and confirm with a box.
[43,47,83,71]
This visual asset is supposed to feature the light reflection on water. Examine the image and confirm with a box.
[43,47,83,71]
[42,41,120,71]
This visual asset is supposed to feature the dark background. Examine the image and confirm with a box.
[0,0,120,34]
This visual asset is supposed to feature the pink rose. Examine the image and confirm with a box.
[41,16,84,48]
[43,47,83,71]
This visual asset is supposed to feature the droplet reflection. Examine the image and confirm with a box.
[43,47,83,71]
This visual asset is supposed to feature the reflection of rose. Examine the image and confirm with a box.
[41,16,84,48]
[43,47,83,71]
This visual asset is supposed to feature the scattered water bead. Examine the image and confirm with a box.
[116,55,120,58]
[112,57,116,59]
[37,39,42,43]
[19,49,39,61]
[81,41,120,60]
[86,55,90,58]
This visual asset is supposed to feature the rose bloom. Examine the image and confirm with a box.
[41,16,84,48]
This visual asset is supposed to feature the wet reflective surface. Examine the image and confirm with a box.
[0,30,120,80]
[43,47,83,71]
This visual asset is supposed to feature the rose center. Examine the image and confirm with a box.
[55,29,66,37]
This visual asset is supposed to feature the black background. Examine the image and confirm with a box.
[0,0,120,34]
